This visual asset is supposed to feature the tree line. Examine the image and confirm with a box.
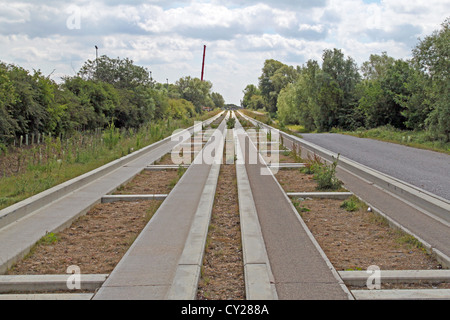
[242,18,449,142]
[0,55,225,146]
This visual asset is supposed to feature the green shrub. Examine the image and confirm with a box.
[341,195,367,212]
[226,117,236,129]
[313,154,342,190]
[301,153,323,174]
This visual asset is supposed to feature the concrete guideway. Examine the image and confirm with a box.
[235,113,352,300]
[233,113,278,300]
[93,114,229,300]
[0,112,224,275]
[165,119,226,300]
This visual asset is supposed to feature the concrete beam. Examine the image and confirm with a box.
[0,274,108,293]
[0,293,94,300]
[235,120,278,300]
[165,118,227,300]
[145,165,190,171]
[339,270,450,287]
[351,289,450,300]
[269,163,306,169]
[101,195,168,203]
[287,192,353,200]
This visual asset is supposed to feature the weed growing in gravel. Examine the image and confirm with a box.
[226,117,236,129]
[301,153,323,174]
[341,196,367,212]
[291,143,303,163]
[292,199,311,217]
[396,233,426,251]
[38,232,60,245]
[313,155,343,191]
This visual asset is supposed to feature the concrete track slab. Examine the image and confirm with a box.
[236,130,351,300]
[93,119,227,300]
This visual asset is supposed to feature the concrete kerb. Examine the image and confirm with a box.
[351,289,450,300]
[165,116,227,300]
[234,117,278,300]
[0,293,94,300]
[0,112,224,231]
[287,192,354,200]
[0,274,108,293]
[101,194,168,203]
[338,269,450,287]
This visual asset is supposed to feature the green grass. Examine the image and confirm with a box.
[340,195,368,212]
[37,232,60,245]
[341,126,450,155]
[241,109,450,155]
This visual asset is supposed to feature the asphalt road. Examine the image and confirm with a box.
[301,133,450,201]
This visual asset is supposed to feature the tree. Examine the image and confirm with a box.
[242,84,264,110]
[176,76,213,113]
[62,77,118,129]
[276,83,299,126]
[361,52,395,80]
[319,49,361,130]
[211,92,225,109]
[78,56,151,89]
[258,59,297,114]
[413,18,450,141]
[0,64,19,143]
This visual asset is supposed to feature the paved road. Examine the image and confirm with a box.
[301,133,450,201]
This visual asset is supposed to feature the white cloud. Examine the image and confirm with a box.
[0,0,448,105]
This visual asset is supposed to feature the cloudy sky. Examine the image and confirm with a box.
[0,0,448,105]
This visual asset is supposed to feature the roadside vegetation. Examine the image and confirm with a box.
[0,55,224,210]
[241,18,449,153]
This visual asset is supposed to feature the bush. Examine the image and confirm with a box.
[226,117,236,129]
[301,153,323,174]
[313,154,342,190]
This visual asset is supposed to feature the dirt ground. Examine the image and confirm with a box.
[275,169,318,192]
[5,165,178,276]
[6,200,162,275]
[197,163,245,300]
[114,169,178,195]
[296,198,442,272]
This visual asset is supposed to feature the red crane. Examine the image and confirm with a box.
[201,45,206,81]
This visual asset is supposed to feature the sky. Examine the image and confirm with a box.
[0,0,448,105]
